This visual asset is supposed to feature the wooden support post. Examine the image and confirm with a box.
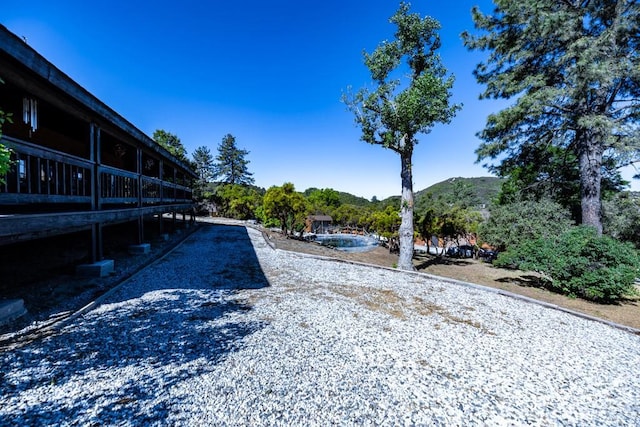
[91,125,102,211]
[91,223,103,263]
[137,147,142,207]
[137,215,144,245]
[173,167,177,201]
[159,159,164,202]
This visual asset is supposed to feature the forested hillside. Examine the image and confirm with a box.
[415,177,503,207]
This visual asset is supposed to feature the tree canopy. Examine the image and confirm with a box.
[153,129,189,163]
[213,183,263,220]
[306,188,341,215]
[463,0,640,234]
[192,146,214,183]
[191,145,215,201]
[343,2,460,270]
[263,183,307,236]
[213,134,254,185]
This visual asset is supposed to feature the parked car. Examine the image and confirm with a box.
[478,248,499,263]
[446,245,475,259]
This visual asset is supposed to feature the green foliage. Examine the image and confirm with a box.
[213,134,254,185]
[370,205,401,238]
[414,177,502,215]
[213,183,263,220]
[378,195,401,210]
[0,77,13,185]
[254,205,279,228]
[464,0,640,233]
[414,180,485,247]
[495,226,640,303]
[343,2,460,153]
[263,183,308,235]
[440,206,483,244]
[417,203,441,243]
[191,145,215,201]
[603,192,640,248]
[306,188,341,215]
[492,142,626,223]
[192,146,214,182]
[0,143,11,185]
[479,199,573,251]
[303,188,372,207]
[153,129,189,163]
[343,2,461,270]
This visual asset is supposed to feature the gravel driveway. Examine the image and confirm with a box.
[1,223,639,426]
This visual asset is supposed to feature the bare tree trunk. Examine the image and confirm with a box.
[578,133,603,235]
[398,151,415,270]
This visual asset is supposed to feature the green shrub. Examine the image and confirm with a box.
[479,199,573,251]
[495,226,640,303]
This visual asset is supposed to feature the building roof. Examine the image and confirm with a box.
[0,24,196,177]
[308,215,333,222]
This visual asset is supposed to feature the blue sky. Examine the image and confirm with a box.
[5,1,638,199]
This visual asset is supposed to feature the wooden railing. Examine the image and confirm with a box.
[99,165,138,204]
[0,137,92,204]
[0,136,193,209]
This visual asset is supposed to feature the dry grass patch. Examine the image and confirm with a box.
[329,287,493,333]
[332,286,407,319]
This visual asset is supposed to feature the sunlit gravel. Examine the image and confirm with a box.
[1,223,639,426]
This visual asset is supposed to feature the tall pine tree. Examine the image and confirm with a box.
[192,145,214,201]
[464,0,640,234]
[213,134,254,185]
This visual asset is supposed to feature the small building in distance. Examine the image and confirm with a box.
[305,215,333,234]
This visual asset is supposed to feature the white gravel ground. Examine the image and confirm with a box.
[1,223,639,426]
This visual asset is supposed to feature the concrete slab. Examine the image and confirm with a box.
[76,259,115,277]
[128,243,151,255]
[0,299,27,325]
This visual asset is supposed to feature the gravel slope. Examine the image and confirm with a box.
[1,223,639,426]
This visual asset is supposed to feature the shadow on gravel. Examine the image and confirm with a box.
[0,224,270,425]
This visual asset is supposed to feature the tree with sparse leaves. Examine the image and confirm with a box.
[463,0,640,235]
[343,2,461,270]
[213,134,254,185]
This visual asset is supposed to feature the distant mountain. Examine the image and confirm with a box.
[305,177,503,210]
[337,191,371,207]
[415,177,503,206]
[375,177,502,209]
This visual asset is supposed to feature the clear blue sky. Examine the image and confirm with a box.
[4,1,638,199]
